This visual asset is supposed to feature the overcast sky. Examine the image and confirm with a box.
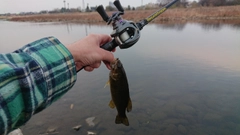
[0,0,156,14]
[0,0,195,14]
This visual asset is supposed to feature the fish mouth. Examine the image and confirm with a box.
[111,58,120,70]
[110,58,122,80]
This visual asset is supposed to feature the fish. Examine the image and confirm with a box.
[108,58,132,126]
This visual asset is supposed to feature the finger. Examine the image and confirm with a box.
[89,62,101,68]
[98,34,112,46]
[103,61,111,70]
[75,62,83,71]
[111,48,116,52]
[99,49,115,64]
[84,66,94,72]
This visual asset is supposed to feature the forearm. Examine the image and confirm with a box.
[0,37,77,134]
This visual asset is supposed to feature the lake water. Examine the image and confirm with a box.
[1,20,240,135]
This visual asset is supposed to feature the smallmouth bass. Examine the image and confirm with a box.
[109,58,132,126]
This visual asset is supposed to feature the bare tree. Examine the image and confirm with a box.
[180,0,188,7]
[199,0,228,6]
[212,0,226,6]
[157,0,189,7]
[156,0,172,5]
[199,0,210,6]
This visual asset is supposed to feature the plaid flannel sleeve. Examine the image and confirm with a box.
[0,37,77,135]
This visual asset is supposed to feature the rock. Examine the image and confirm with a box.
[72,125,82,131]
[87,131,96,135]
[86,117,96,127]
[8,129,23,135]
[184,114,196,124]
[163,118,189,127]
[163,124,177,135]
[47,128,56,133]
[151,112,167,121]
[70,104,74,109]
[35,121,44,126]
[159,123,169,131]
[164,118,181,125]
[178,124,187,134]
[179,119,189,125]
[203,113,222,123]
[175,104,196,115]
[161,102,176,115]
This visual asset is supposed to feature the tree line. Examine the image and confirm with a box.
[157,0,240,7]
[198,0,240,6]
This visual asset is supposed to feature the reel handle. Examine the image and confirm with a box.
[96,5,109,22]
[113,0,124,13]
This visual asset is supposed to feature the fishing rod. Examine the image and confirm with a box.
[137,0,179,30]
[78,0,179,71]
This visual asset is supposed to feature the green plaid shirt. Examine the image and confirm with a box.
[0,37,77,135]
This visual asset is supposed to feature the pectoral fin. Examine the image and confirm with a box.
[104,80,110,88]
[127,98,132,112]
[109,100,115,109]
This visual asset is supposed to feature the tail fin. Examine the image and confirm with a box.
[115,115,129,126]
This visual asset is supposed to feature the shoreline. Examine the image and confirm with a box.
[2,5,240,24]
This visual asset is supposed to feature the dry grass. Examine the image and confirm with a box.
[9,5,240,23]
[124,5,240,22]
[10,12,103,23]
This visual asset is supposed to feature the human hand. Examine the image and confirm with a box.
[66,34,115,72]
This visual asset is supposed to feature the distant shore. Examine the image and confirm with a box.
[3,5,240,24]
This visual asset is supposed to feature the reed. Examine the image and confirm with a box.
[8,5,240,23]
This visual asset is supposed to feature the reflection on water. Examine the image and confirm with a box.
[155,23,187,31]
[1,21,240,135]
[154,19,240,31]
